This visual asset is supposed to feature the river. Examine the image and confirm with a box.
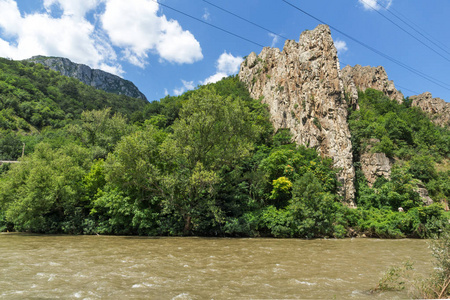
[0,233,433,299]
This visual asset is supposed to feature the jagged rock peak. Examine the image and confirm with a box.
[239,24,356,206]
[25,56,147,101]
[410,92,449,128]
[341,64,404,103]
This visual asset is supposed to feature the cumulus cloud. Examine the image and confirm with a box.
[0,0,22,37]
[173,79,195,96]
[101,0,202,67]
[0,0,120,73]
[0,0,203,75]
[43,0,101,18]
[0,0,117,75]
[202,52,243,85]
[358,0,392,11]
[335,39,348,54]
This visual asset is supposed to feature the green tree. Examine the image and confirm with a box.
[68,108,132,158]
[160,86,260,234]
[0,143,91,233]
[289,172,339,238]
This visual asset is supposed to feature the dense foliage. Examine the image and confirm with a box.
[0,60,448,238]
[0,57,146,160]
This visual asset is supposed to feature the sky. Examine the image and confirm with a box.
[0,0,449,102]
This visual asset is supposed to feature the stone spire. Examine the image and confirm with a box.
[239,24,356,206]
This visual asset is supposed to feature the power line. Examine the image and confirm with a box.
[201,0,289,41]
[374,0,450,57]
[395,84,419,95]
[281,0,450,92]
[359,0,450,63]
[152,0,265,48]
[154,0,448,93]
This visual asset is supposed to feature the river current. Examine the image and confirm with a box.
[0,234,433,299]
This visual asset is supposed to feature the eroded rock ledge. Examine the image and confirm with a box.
[410,92,450,128]
[341,64,404,103]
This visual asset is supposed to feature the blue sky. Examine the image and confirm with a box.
[0,0,449,102]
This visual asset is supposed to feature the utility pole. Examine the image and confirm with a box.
[22,143,25,158]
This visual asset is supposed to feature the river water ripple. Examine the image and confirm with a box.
[0,234,433,299]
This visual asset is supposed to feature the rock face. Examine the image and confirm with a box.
[359,140,393,187]
[239,24,356,206]
[341,64,404,103]
[25,56,147,101]
[410,92,450,127]
[415,182,434,206]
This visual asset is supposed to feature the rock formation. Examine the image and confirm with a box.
[341,64,404,103]
[410,92,449,127]
[239,24,356,206]
[25,56,147,101]
[359,140,393,187]
[414,182,434,206]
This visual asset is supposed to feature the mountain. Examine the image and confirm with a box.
[25,56,147,101]
[239,24,356,206]
[0,57,147,133]
[1,26,448,238]
[239,24,449,207]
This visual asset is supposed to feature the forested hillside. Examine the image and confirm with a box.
[0,58,147,160]
[0,59,449,238]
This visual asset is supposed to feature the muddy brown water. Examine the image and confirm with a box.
[0,233,434,299]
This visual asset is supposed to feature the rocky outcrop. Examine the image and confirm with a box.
[341,64,404,103]
[239,24,356,206]
[25,56,147,101]
[359,140,393,187]
[414,182,434,206]
[410,92,449,127]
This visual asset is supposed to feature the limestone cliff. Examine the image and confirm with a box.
[239,24,356,206]
[341,64,404,103]
[410,92,449,127]
[25,56,147,101]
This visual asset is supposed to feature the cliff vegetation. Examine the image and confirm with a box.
[0,56,448,238]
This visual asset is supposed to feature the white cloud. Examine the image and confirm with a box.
[157,16,203,64]
[0,0,119,74]
[43,0,101,18]
[173,87,184,96]
[358,0,392,11]
[202,8,210,21]
[101,0,202,67]
[202,52,243,85]
[182,80,195,90]
[98,62,124,77]
[335,39,348,54]
[268,33,279,48]
[0,0,203,76]
[173,79,196,96]
[0,0,22,37]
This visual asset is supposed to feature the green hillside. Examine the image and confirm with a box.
[0,57,147,160]
[0,62,449,238]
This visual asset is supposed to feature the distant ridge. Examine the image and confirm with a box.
[24,56,147,101]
